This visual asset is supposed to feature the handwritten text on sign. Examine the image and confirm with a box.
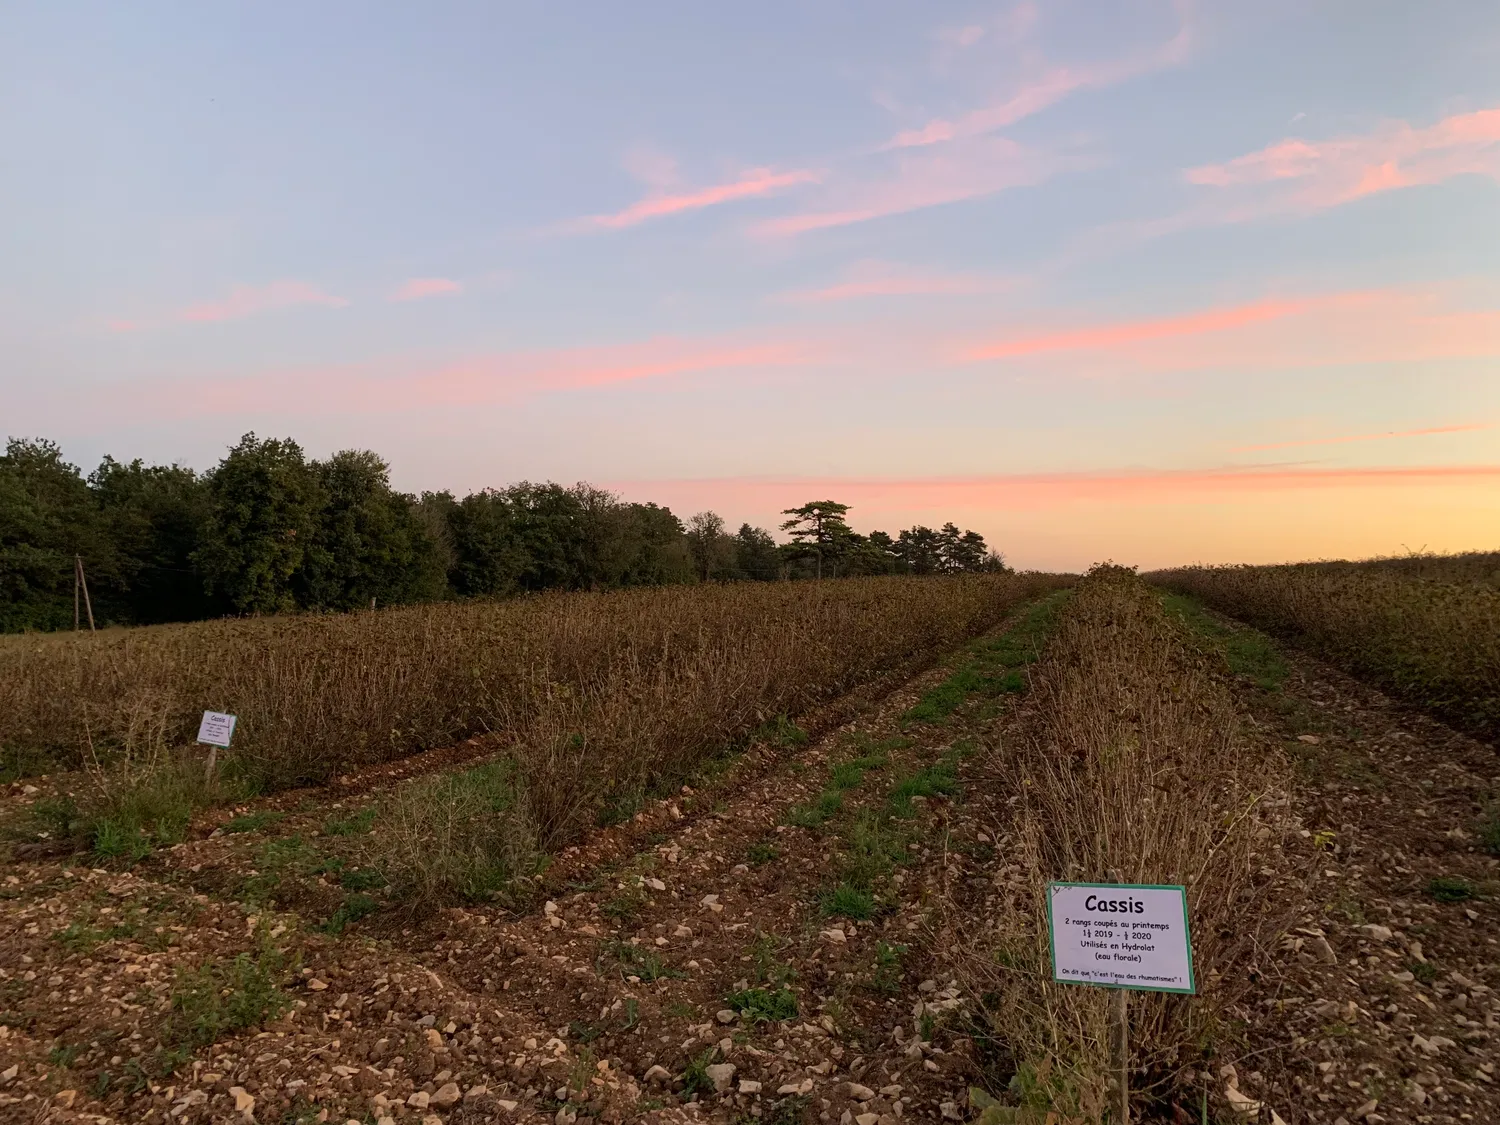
[196,711,237,749]
[1047,883,1195,994]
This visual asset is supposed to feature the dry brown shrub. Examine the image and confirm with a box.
[0,577,1064,823]
[960,566,1293,1120]
[1149,557,1500,743]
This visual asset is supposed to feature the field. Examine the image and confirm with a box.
[1,562,1497,1125]
[1149,555,1500,744]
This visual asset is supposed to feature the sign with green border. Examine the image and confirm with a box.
[1046,882,1195,994]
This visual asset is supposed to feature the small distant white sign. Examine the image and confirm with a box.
[196,711,237,749]
[1047,882,1195,994]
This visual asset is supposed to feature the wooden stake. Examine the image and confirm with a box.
[77,555,96,632]
[74,555,81,632]
[1113,987,1130,1125]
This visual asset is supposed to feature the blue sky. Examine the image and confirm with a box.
[4,1,1498,568]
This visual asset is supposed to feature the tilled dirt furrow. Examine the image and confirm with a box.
[2,604,1052,1125]
[1207,618,1500,1125]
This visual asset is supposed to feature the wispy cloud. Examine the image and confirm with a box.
[882,10,1191,151]
[577,168,817,231]
[754,137,1069,236]
[391,277,463,302]
[94,333,823,421]
[775,260,1011,303]
[1231,423,1493,453]
[1185,106,1500,216]
[105,318,141,334]
[178,281,349,323]
[957,288,1500,373]
[962,295,1319,359]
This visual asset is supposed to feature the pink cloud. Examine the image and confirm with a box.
[391,277,463,302]
[957,289,1500,374]
[963,296,1319,359]
[105,318,141,333]
[179,281,349,323]
[755,136,1069,236]
[883,17,1191,151]
[100,333,823,421]
[1230,423,1492,453]
[579,168,817,230]
[1185,106,1500,214]
[776,260,1010,303]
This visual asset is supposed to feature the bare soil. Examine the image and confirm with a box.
[1,600,1495,1125]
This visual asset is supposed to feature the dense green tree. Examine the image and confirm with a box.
[895,525,944,575]
[685,511,737,582]
[779,500,853,579]
[0,438,116,630]
[733,524,781,581]
[609,501,693,586]
[91,456,216,623]
[296,450,444,610]
[193,434,323,615]
[442,489,526,597]
[1,434,1007,631]
[937,523,989,573]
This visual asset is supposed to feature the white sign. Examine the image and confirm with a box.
[196,711,237,749]
[1047,882,1195,994]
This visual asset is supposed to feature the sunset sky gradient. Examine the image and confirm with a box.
[3,1,1498,569]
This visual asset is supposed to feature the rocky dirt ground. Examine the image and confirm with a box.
[0,593,1495,1125]
[1190,612,1500,1125]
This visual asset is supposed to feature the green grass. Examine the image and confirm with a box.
[745,931,796,987]
[338,867,386,892]
[241,835,321,904]
[786,789,842,828]
[839,811,910,890]
[746,840,780,865]
[820,882,876,920]
[20,752,234,863]
[1160,592,1289,690]
[601,882,649,923]
[903,592,1067,724]
[680,1048,718,1097]
[887,756,961,818]
[161,945,290,1059]
[321,807,376,836]
[320,893,379,935]
[604,939,683,982]
[224,810,285,835]
[1480,802,1500,856]
[756,715,810,747]
[1427,875,1477,903]
[867,940,908,994]
[830,751,887,791]
[725,986,799,1024]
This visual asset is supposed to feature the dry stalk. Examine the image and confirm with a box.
[959,566,1295,1120]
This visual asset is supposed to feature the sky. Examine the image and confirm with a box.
[3,1,1499,571]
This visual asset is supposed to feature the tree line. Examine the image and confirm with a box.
[0,435,1006,632]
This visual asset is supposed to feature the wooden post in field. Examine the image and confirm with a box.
[74,555,96,632]
[1112,987,1129,1124]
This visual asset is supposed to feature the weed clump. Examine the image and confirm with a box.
[725,986,799,1023]
[370,760,540,908]
[162,944,290,1056]
[1427,875,1476,903]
